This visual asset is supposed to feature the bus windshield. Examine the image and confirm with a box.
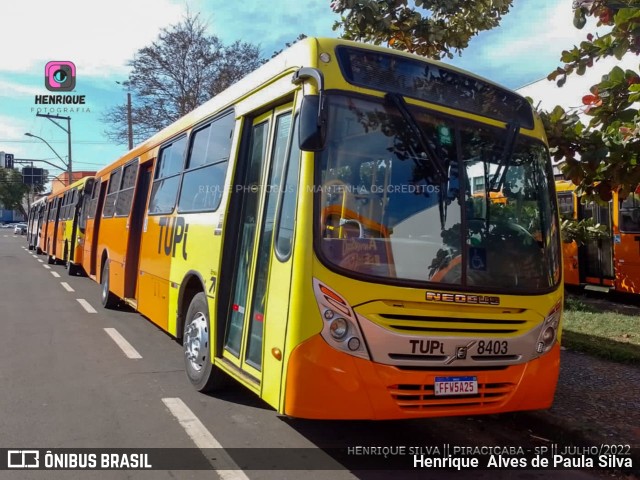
[317,94,561,291]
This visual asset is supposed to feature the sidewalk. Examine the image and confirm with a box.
[528,346,640,450]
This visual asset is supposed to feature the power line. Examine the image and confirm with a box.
[1,139,117,145]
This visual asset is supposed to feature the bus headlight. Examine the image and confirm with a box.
[313,278,370,360]
[329,318,348,340]
[535,301,562,355]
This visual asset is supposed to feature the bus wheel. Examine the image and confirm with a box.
[100,260,118,309]
[47,255,55,265]
[67,260,79,276]
[183,293,225,392]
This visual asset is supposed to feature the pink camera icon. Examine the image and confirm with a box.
[45,61,76,91]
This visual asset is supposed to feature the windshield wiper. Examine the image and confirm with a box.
[385,93,449,229]
[489,121,520,192]
[385,93,447,182]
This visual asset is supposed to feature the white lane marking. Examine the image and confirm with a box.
[37,259,44,263]
[32,255,38,258]
[77,299,97,314]
[43,265,51,270]
[162,398,250,480]
[103,328,142,359]
[61,282,75,292]
[51,271,61,278]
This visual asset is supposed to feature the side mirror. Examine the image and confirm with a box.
[298,94,326,152]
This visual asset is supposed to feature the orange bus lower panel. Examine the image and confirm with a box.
[584,277,614,287]
[284,335,560,420]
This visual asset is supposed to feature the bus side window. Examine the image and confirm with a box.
[115,160,139,217]
[103,168,122,218]
[178,112,234,213]
[148,136,187,214]
[557,192,574,220]
[620,193,640,232]
[87,179,101,219]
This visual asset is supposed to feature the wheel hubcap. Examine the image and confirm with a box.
[185,312,208,372]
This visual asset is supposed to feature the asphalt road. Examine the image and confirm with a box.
[0,232,611,480]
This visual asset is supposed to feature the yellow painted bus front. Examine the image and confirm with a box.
[77,37,563,420]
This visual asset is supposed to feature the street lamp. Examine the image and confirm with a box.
[34,113,72,185]
[24,132,71,186]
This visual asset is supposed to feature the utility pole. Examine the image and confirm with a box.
[127,92,133,150]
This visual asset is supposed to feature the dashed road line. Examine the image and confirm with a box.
[103,328,142,359]
[32,254,38,258]
[37,259,44,263]
[77,298,97,314]
[60,282,75,292]
[43,265,51,270]
[162,397,250,480]
[51,271,61,278]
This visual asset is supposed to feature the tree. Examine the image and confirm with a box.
[103,13,265,145]
[0,168,29,218]
[330,0,513,59]
[543,1,640,200]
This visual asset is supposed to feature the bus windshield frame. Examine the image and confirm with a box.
[314,93,561,294]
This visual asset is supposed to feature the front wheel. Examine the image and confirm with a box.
[100,260,118,309]
[183,292,226,392]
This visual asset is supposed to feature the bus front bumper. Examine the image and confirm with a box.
[284,335,560,420]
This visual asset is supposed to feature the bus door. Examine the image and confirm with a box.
[124,164,152,299]
[90,180,108,276]
[221,105,294,402]
[50,197,62,258]
[616,193,640,293]
[579,200,614,288]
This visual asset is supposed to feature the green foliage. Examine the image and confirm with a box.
[331,0,513,59]
[103,12,265,145]
[560,217,609,245]
[0,168,29,218]
[543,1,640,199]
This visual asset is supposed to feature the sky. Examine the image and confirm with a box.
[0,0,625,187]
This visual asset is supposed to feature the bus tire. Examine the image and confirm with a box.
[47,255,55,265]
[183,292,225,392]
[100,260,118,309]
[67,260,79,276]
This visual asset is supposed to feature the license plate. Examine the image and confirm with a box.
[434,376,478,396]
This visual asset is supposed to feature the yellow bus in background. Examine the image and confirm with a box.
[61,176,95,275]
[54,38,562,419]
[29,176,94,275]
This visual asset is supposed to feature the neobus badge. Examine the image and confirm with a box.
[425,291,500,305]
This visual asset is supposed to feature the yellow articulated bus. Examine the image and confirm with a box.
[73,38,561,419]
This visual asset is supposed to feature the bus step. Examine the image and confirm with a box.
[123,298,138,309]
[583,284,611,293]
